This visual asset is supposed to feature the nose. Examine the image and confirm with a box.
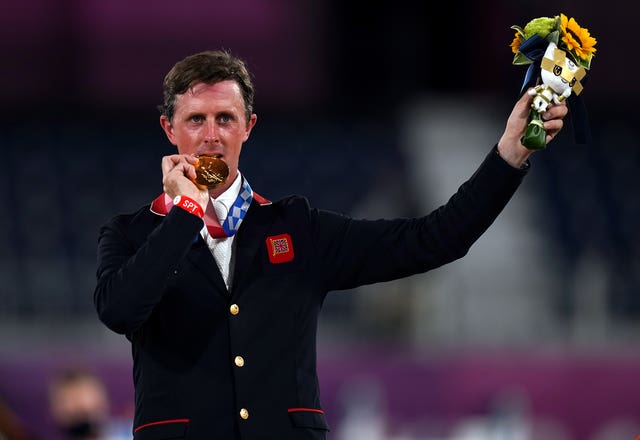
[204,121,219,143]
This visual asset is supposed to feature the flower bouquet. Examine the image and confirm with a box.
[510,14,597,149]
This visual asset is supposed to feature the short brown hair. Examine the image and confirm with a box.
[159,49,255,122]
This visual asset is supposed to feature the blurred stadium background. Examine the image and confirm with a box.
[1,0,638,439]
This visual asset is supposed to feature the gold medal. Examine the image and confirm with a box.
[192,155,229,189]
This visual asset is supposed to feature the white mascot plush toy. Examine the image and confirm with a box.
[528,41,586,113]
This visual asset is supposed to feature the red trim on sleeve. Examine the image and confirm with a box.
[134,418,190,432]
[287,408,325,414]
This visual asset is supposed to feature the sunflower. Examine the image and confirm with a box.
[560,13,597,61]
[510,31,523,54]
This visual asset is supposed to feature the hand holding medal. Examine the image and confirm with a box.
[510,14,597,149]
[160,153,229,209]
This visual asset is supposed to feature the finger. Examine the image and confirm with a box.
[521,88,535,102]
[161,155,183,175]
[162,154,198,177]
[515,90,534,115]
[544,119,564,140]
[542,102,569,121]
[167,161,196,181]
[546,132,558,144]
[162,166,199,198]
[185,163,197,180]
[184,155,198,179]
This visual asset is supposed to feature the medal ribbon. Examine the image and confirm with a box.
[205,178,253,238]
[149,177,255,238]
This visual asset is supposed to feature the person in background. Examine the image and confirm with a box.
[48,368,130,440]
[94,49,568,439]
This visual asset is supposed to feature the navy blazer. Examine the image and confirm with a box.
[94,146,527,439]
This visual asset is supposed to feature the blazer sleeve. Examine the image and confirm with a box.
[94,207,204,334]
[312,146,529,291]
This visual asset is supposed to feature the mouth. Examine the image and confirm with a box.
[195,151,223,160]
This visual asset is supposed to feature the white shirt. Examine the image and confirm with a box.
[200,172,243,290]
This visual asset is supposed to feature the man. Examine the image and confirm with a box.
[48,368,131,440]
[94,50,567,439]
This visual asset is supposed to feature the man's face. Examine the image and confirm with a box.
[50,378,109,429]
[160,80,257,186]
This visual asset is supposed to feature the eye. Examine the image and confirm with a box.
[218,113,232,124]
[189,115,204,123]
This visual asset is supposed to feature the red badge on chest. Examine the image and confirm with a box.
[266,234,295,264]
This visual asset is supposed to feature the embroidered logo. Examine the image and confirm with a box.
[266,234,295,264]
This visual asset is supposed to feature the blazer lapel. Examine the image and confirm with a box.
[186,234,228,295]
[231,199,274,296]
[148,199,229,295]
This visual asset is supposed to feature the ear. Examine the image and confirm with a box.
[160,115,178,146]
[242,114,258,142]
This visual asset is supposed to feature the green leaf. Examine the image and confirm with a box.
[554,15,562,30]
[579,56,592,70]
[545,30,560,45]
[510,25,525,37]
[513,52,533,65]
